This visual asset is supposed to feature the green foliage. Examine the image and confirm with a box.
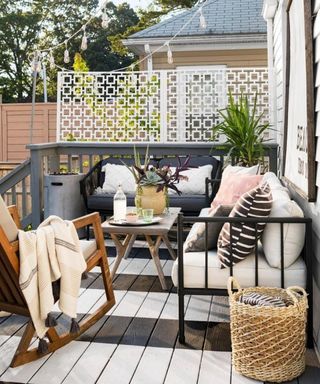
[212,92,271,167]
[0,0,139,102]
[73,53,89,72]
[109,0,197,55]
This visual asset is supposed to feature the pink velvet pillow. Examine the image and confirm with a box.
[211,174,262,209]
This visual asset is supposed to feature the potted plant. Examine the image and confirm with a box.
[125,147,190,214]
[212,91,271,167]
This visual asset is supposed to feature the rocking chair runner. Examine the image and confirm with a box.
[0,197,115,368]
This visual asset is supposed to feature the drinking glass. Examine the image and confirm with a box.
[142,208,153,223]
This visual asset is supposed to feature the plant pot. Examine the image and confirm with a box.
[135,185,167,215]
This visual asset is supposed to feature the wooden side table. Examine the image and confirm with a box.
[101,208,180,290]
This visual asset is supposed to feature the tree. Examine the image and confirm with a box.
[0,8,42,102]
[109,0,198,56]
[0,0,139,102]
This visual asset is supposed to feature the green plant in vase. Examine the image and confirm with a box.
[124,147,190,215]
[212,91,271,167]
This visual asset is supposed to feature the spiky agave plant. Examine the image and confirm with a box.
[213,92,271,167]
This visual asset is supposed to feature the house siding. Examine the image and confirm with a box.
[269,0,320,354]
[139,49,268,70]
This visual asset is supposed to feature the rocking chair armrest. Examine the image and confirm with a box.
[72,212,101,230]
[7,205,22,229]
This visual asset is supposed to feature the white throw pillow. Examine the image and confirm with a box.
[169,165,213,195]
[222,164,260,179]
[261,173,305,269]
[102,164,136,194]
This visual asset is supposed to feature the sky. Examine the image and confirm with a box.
[109,0,153,10]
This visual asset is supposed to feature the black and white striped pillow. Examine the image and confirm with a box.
[218,183,272,269]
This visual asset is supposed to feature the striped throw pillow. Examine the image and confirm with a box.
[218,183,272,269]
[239,293,287,307]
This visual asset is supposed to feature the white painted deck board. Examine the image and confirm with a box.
[63,343,117,384]
[164,349,202,384]
[131,347,173,384]
[96,344,144,384]
[111,291,147,317]
[29,341,89,384]
[198,351,231,384]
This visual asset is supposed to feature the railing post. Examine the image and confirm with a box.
[30,149,42,228]
[160,70,168,143]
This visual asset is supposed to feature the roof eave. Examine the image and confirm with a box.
[123,34,268,55]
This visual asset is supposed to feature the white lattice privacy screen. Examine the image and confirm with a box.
[57,68,270,142]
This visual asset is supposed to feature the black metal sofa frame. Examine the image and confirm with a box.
[176,213,313,347]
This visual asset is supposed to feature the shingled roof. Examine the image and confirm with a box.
[130,0,266,39]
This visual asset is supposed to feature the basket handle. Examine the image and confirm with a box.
[227,277,242,297]
[286,286,308,304]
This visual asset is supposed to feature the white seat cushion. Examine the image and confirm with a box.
[80,239,97,260]
[171,249,306,289]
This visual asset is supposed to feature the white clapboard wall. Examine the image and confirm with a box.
[270,0,320,355]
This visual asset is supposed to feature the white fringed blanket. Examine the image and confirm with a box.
[18,216,87,338]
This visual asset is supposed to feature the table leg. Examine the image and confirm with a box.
[110,234,135,279]
[123,234,137,259]
[145,235,167,290]
[162,234,177,260]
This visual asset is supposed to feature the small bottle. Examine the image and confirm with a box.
[113,184,127,221]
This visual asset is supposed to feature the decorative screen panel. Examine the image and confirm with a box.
[57,68,270,142]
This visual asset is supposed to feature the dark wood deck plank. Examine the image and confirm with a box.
[120,317,157,346]
[204,322,231,352]
[148,319,178,348]
[92,315,132,344]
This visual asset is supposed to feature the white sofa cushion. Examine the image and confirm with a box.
[261,172,305,269]
[102,163,136,194]
[168,164,213,195]
[222,164,260,177]
[171,249,306,289]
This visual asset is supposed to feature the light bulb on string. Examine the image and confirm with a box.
[81,26,88,51]
[31,51,41,72]
[199,7,207,29]
[49,50,55,70]
[101,12,110,29]
[166,43,173,65]
[64,42,70,64]
[131,64,137,85]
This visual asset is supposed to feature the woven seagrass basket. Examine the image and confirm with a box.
[228,277,308,383]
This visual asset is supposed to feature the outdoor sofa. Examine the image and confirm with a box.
[171,172,313,346]
[80,155,222,217]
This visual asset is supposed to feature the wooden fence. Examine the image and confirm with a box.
[0,103,57,163]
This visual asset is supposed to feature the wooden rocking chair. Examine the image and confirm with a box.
[0,196,115,367]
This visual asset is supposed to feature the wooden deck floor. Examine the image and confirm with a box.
[0,242,319,384]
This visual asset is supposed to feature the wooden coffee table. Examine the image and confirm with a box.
[101,207,181,290]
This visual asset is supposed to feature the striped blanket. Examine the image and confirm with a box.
[18,216,87,338]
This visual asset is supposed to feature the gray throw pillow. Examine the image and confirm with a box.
[184,205,234,252]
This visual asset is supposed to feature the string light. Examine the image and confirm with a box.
[131,64,138,85]
[64,42,70,64]
[101,12,110,29]
[199,7,207,29]
[81,26,88,51]
[49,50,55,69]
[33,0,213,73]
[166,43,173,65]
